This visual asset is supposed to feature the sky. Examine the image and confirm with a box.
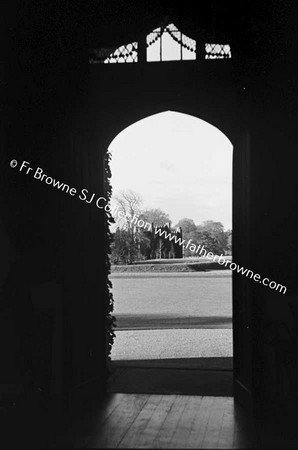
[109,111,233,230]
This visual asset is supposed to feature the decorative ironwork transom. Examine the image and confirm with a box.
[205,43,231,59]
[89,23,232,64]
[90,42,138,64]
[146,23,196,61]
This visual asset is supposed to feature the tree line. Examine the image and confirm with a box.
[110,190,232,264]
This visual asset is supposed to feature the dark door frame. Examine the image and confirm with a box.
[93,61,252,407]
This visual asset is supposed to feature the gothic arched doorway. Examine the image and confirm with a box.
[106,110,234,394]
[92,19,252,406]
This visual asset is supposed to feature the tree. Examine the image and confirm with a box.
[196,230,223,255]
[138,233,152,260]
[139,208,171,227]
[172,218,231,257]
[110,227,131,264]
[197,221,228,255]
[134,208,171,260]
[175,218,198,257]
[113,189,142,229]
[112,190,143,263]
[175,218,197,234]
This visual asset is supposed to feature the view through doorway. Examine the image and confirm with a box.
[107,111,233,394]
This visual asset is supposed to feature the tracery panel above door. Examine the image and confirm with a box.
[89,23,231,64]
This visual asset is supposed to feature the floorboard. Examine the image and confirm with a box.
[170,395,203,449]
[44,393,298,449]
[118,394,168,448]
[87,394,149,448]
[186,395,215,448]
[152,395,190,448]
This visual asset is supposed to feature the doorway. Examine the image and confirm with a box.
[106,111,233,395]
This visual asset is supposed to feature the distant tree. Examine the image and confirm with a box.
[172,218,231,257]
[175,218,198,257]
[110,227,131,264]
[196,230,223,255]
[175,218,197,234]
[197,221,228,255]
[199,220,225,234]
[138,233,152,260]
[112,190,142,263]
[113,189,142,229]
[139,208,171,227]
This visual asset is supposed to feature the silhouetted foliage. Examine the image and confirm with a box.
[104,150,116,359]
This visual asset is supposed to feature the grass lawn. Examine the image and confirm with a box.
[111,256,232,272]
[110,272,232,317]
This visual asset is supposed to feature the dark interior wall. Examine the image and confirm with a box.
[250,122,298,415]
[1,0,298,416]
[1,1,108,402]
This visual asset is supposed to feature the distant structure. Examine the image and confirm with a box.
[143,223,183,259]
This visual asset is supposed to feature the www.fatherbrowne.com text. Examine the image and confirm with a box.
[11,160,287,294]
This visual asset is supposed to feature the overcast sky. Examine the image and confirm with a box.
[109,111,233,230]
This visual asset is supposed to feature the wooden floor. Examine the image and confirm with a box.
[47,393,298,449]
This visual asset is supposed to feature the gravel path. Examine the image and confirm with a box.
[111,329,233,360]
